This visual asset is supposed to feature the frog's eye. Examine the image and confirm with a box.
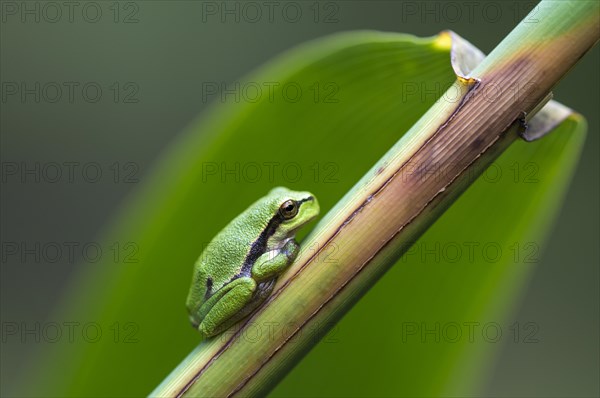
[280,200,298,219]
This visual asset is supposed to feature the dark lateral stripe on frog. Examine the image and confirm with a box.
[236,196,314,280]
[204,277,213,300]
[238,213,284,278]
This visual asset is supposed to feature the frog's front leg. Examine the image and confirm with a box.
[252,239,300,282]
[196,277,256,337]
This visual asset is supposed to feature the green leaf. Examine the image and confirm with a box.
[25,30,586,397]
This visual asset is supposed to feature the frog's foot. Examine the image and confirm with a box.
[282,239,300,261]
[200,278,276,338]
[252,239,299,282]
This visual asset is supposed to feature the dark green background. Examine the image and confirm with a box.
[1,1,598,396]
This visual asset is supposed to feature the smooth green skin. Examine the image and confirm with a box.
[186,187,320,337]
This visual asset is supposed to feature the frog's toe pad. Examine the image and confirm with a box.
[198,321,215,338]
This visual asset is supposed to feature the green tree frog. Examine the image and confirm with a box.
[186,187,320,337]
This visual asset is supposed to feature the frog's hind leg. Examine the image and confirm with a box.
[197,277,255,337]
[200,278,276,338]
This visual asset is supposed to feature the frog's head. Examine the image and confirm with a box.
[267,187,320,244]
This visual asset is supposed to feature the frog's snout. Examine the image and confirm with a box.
[303,195,320,219]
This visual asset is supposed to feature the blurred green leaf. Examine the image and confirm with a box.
[26,31,586,397]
